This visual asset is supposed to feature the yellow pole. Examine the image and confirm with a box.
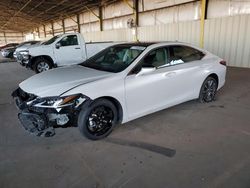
[200,0,207,48]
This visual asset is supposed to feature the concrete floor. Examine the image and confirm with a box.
[0,59,250,188]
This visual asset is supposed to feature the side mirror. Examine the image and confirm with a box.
[136,67,156,77]
[55,43,61,49]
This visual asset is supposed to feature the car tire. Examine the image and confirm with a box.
[78,99,118,140]
[33,57,52,73]
[199,76,218,103]
[7,52,14,58]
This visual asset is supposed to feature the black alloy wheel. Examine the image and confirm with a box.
[87,105,114,136]
[199,77,218,103]
[78,99,118,140]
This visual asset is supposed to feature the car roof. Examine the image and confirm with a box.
[112,41,204,53]
[115,41,193,47]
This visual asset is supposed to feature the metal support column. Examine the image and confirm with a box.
[37,27,40,38]
[134,0,139,27]
[76,14,81,33]
[51,22,54,36]
[43,25,46,38]
[99,6,103,31]
[62,19,65,33]
[200,0,208,48]
[3,32,7,44]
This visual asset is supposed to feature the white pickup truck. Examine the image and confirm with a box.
[18,33,116,73]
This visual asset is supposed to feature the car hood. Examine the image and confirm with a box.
[2,46,16,51]
[16,43,41,52]
[19,65,113,97]
[15,45,29,52]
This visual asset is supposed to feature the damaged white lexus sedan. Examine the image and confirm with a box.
[12,42,226,140]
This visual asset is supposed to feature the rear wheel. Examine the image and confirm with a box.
[33,57,52,73]
[199,77,218,103]
[78,99,118,140]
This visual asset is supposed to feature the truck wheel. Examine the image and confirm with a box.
[33,57,52,73]
[7,52,14,58]
[78,99,118,140]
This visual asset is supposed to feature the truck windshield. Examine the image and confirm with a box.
[81,44,146,73]
[43,35,60,45]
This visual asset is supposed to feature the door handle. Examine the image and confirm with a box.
[163,72,176,77]
[75,47,80,49]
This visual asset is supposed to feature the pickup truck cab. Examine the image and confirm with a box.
[19,33,116,73]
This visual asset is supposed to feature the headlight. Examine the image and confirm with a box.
[33,94,86,109]
[20,50,29,60]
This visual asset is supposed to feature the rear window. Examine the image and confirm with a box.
[170,45,205,64]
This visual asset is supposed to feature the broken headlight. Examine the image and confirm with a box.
[19,50,30,60]
[33,94,86,109]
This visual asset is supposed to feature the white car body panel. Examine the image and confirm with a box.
[19,66,113,97]
[14,42,41,58]
[19,42,226,124]
[54,43,85,65]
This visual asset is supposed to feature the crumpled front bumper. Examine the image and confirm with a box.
[12,88,55,137]
[18,111,55,137]
[16,53,31,67]
[12,88,90,137]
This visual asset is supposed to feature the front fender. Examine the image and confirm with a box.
[61,76,128,123]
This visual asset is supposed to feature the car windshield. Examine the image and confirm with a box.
[16,41,33,48]
[43,35,60,45]
[81,44,146,73]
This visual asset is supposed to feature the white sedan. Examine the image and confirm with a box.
[12,42,226,139]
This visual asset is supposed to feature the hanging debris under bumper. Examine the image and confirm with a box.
[12,87,91,137]
[18,111,55,137]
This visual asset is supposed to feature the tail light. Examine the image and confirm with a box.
[220,60,227,66]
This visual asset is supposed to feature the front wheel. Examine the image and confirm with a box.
[78,99,118,140]
[199,77,218,103]
[7,52,14,58]
[33,58,52,73]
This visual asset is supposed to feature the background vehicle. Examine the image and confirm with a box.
[13,42,226,140]
[0,43,19,51]
[1,46,17,58]
[19,33,117,73]
[14,41,41,59]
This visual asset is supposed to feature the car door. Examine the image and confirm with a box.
[125,45,204,120]
[54,35,84,66]
[125,47,178,120]
[168,45,206,99]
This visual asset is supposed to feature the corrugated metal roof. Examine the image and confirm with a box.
[0,0,118,32]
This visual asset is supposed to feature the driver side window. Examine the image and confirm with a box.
[140,48,169,68]
[129,48,169,75]
[59,35,78,47]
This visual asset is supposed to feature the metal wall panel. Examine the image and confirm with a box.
[0,32,24,45]
[82,14,250,68]
[204,14,250,68]
[80,9,99,24]
[137,20,200,46]
[81,22,100,33]
[103,0,133,19]
[83,28,133,42]
[140,0,196,11]
[139,1,201,26]
[207,0,250,19]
